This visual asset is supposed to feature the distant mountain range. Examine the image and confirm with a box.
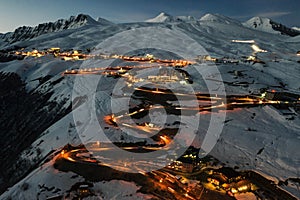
[0,14,112,44]
[2,12,300,47]
[0,13,299,47]
[146,12,300,37]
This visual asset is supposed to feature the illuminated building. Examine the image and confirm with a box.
[251,44,268,53]
[48,47,60,53]
[264,90,300,101]
[197,55,217,62]
[230,180,253,194]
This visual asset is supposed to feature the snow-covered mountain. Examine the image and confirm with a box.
[146,12,173,23]
[199,13,241,25]
[0,13,300,199]
[243,16,300,36]
[0,14,112,45]
[292,27,300,32]
[146,12,196,23]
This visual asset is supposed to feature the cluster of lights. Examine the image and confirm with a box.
[183,154,197,159]
[61,50,90,61]
[14,48,91,60]
[15,49,44,57]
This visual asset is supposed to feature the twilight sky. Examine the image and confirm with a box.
[0,0,299,33]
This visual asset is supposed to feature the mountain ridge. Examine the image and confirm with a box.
[146,12,300,37]
[146,12,197,23]
[1,12,300,49]
[199,13,242,25]
[0,14,112,44]
[243,16,300,36]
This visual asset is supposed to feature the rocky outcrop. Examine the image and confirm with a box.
[0,14,111,44]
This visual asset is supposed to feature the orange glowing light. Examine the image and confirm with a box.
[111,114,116,122]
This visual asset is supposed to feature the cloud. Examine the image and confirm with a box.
[257,11,291,18]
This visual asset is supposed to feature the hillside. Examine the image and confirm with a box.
[243,16,300,36]
[0,13,299,199]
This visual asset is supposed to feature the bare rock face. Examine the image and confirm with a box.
[0,14,111,44]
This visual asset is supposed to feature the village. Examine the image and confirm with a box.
[49,141,297,200]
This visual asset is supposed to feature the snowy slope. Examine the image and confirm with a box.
[211,106,300,183]
[199,13,242,25]
[292,27,300,32]
[243,17,279,34]
[1,159,154,200]
[243,17,300,36]
[146,12,174,23]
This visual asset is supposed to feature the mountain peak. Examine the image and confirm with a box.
[158,12,171,17]
[243,16,300,37]
[292,27,300,32]
[199,13,241,25]
[62,14,97,27]
[243,16,275,33]
[146,12,196,23]
[146,12,173,23]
